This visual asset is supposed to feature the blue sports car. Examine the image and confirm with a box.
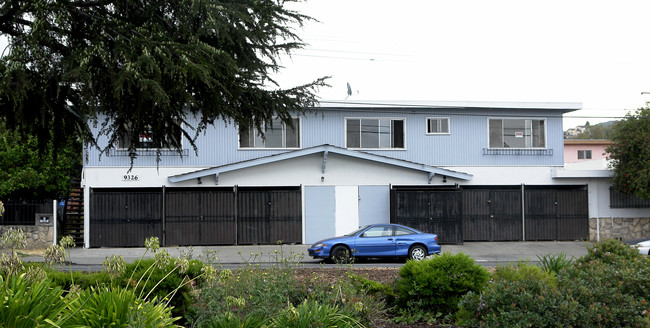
[307,223,441,263]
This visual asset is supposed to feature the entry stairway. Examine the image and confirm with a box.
[62,180,84,247]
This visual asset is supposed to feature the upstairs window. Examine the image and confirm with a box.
[426,117,450,134]
[119,123,181,149]
[346,118,405,149]
[577,150,592,159]
[239,118,300,149]
[489,118,546,148]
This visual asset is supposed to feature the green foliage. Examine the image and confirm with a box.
[46,268,116,291]
[0,274,67,328]
[0,120,79,200]
[574,121,614,139]
[270,300,365,328]
[121,258,199,320]
[347,272,395,299]
[537,252,574,275]
[0,0,327,163]
[457,241,650,328]
[577,238,645,265]
[607,107,650,199]
[0,227,26,275]
[492,260,558,287]
[62,287,180,327]
[196,311,267,328]
[189,265,383,327]
[394,252,489,318]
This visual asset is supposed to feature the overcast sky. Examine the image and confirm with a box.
[274,0,650,128]
[2,1,649,129]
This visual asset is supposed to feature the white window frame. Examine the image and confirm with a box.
[577,150,592,159]
[487,117,547,149]
[238,117,301,149]
[344,117,406,150]
[426,117,450,135]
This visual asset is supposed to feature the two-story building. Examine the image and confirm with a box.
[82,100,596,248]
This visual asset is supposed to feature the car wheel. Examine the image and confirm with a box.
[330,245,351,264]
[409,245,427,261]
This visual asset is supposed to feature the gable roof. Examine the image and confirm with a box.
[168,144,472,184]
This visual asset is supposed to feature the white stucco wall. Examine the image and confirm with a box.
[334,186,359,236]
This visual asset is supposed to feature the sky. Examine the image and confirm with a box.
[2,1,649,129]
[273,0,650,128]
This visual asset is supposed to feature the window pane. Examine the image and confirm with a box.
[379,119,391,148]
[392,120,404,148]
[239,127,251,147]
[489,119,503,148]
[395,227,414,235]
[361,119,379,148]
[285,118,300,148]
[532,120,545,147]
[264,120,284,148]
[346,119,360,148]
[440,118,449,133]
[503,119,526,148]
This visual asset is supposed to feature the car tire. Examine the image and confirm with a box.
[330,245,351,264]
[408,245,427,261]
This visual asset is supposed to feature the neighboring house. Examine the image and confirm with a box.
[83,100,604,248]
[564,125,586,138]
[558,139,650,241]
[564,139,612,170]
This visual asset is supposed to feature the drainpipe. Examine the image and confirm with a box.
[521,183,526,241]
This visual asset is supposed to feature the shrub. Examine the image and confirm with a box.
[537,252,573,275]
[270,300,365,328]
[456,262,564,327]
[62,287,180,327]
[46,268,116,291]
[196,311,267,328]
[189,267,384,327]
[493,260,557,287]
[394,252,489,317]
[0,274,68,327]
[577,238,644,265]
[457,242,650,328]
[121,258,199,321]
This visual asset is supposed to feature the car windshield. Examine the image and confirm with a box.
[345,225,370,236]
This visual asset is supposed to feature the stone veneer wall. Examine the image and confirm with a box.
[589,217,650,241]
[0,225,54,249]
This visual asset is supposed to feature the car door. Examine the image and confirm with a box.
[394,226,419,256]
[353,225,396,257]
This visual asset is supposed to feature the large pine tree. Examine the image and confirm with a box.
[0,0,327,160]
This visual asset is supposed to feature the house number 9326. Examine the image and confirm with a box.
[123,174,139,181]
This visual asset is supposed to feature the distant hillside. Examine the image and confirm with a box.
[564,120,617,139]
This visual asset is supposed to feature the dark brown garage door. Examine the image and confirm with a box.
[462,187,523,241]
[525,186,588,241]
[165,188,236,246]
[237,187,302,245]
[90,187,301,247]
[90,188,162,247]
[390,187,463,244]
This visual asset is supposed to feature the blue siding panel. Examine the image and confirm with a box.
[85,107,567,167]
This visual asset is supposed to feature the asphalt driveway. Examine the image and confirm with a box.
[23,240,591,270]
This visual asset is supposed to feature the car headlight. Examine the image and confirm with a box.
[312,243,327,248]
